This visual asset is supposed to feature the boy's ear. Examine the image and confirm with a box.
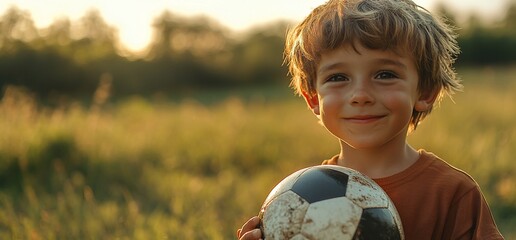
[415,89,439,112]
[301,91,320,115]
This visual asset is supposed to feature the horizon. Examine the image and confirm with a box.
[1,0,511,52]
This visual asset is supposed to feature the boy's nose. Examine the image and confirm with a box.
[349,83,374,105]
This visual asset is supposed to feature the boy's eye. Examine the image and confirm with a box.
[375,71,398,79]
[326,74,348,82]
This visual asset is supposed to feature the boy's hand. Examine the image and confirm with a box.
[236,216,262,240]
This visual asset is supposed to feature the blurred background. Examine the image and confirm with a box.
[0,0,514,239]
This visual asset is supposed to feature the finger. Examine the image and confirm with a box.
[239,228,262,240]
[241,216,260,234]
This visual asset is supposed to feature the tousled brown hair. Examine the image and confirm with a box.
[285,0,462,129]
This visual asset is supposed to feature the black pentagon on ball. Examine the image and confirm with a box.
[290,167,349,204]
[353,207,402,240]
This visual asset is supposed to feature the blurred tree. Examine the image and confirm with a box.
[69,9,119,64]
[147,10,176,59]
[146,11,235,88]
[0,6,39,50]
[464,13,485,34]
[501,1,516,35]
[147,11,230,61]
[232,22,289,84]
[456,1,516,65]
[0,4,514,102]
[74,9,115,42]
[0,8,121,100]
[42,17,72,47]
[0,44,94,99]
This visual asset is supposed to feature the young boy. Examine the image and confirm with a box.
[237,0,504,239]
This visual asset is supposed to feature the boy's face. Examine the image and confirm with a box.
[303,43,433,149]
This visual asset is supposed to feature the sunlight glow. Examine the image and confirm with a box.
[0,0,509,52]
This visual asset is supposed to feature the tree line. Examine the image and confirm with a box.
[0,4,515,101]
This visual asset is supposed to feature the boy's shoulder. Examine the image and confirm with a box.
[322,150,480,193]
[375,149,483,202]
[418,150,479,190]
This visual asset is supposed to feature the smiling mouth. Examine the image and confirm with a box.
[344,115,386,123]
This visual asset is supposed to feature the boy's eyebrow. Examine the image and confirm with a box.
[317,58,408,75]
[375,58,408,70]
[317,62,347,76]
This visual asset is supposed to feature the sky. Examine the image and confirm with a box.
[0,0,511,52]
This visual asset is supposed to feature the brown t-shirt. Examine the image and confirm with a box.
[322,150,504,240]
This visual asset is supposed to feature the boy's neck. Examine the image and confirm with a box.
[336,141,420,179]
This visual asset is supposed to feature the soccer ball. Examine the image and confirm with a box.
[258,165,404,240]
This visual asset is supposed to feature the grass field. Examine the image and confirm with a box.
[0,66,515,239]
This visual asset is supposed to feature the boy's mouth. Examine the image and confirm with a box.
[344,115,386,123]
